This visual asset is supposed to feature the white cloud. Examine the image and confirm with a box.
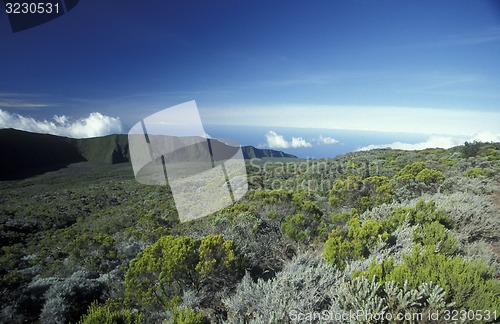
[0,109,123,138]
[53,115,68,124]
[317,135,339,145]
[357,132,500,151]
[291,137,312,148]
[265,131,312,149]
[265,131,290,148]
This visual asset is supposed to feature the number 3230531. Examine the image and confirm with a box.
[5,2,60,14]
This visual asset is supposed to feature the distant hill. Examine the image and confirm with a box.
[240,146,296,159]
[0,129,296,180]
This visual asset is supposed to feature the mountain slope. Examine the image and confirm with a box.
[240,146,296,159]
[0,129,296,180]
[75,134,130,164]
[0,129,85,180]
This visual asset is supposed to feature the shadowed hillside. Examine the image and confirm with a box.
[0,129,297,180]
[0,129,85,180]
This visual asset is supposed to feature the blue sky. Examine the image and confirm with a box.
[1,0,499,153]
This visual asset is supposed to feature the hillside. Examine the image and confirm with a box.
[0,129,297,180]
[0,129,85,180]
[1,134,498,323]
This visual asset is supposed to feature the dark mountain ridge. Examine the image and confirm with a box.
[0,129,297,180]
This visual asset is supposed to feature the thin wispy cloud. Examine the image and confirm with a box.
[443,27,500,46]
[418,73,482,89]
[256,71,371,89]
[261,74,332,88]
[390,72,500,99]
[0,101,49,109]
[0,109,123,138]
[205,105,500,137]
[400,27,500,49]
[0,93,51,110]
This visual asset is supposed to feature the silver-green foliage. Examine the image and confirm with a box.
[223,253,343,323]
[331,277,453,324]
[223,252,454,324]
[333,276,387,319]
[432,191,500,242]
[29,270,105,324]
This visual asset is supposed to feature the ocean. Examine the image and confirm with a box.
[203,125,429,159]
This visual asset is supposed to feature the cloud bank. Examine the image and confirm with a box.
[358,132,500,151]
[0,109,123,138]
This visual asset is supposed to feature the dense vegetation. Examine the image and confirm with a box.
[1,141,499,323]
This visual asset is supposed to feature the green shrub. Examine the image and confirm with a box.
[380,199,453,235]
[395,161,445,192]
[77,300,142,324]
[169,306,204,324]
[281,212,309,242]
[329,175,364,208]
[328,175,393,212]
[281,191,323,242]
[323,210,388,268]
[330,211,351,226]
[395,161,426,183]
[464,167,491,178]
[415,168,445,185]
[413,221,457,255]
[480,145,500,161]
[395,200,452,228]
[351,199,498,310]
[125,234,242,309]
[461,141,481,159]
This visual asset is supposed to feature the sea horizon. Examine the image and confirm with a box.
[203,124,443,159]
